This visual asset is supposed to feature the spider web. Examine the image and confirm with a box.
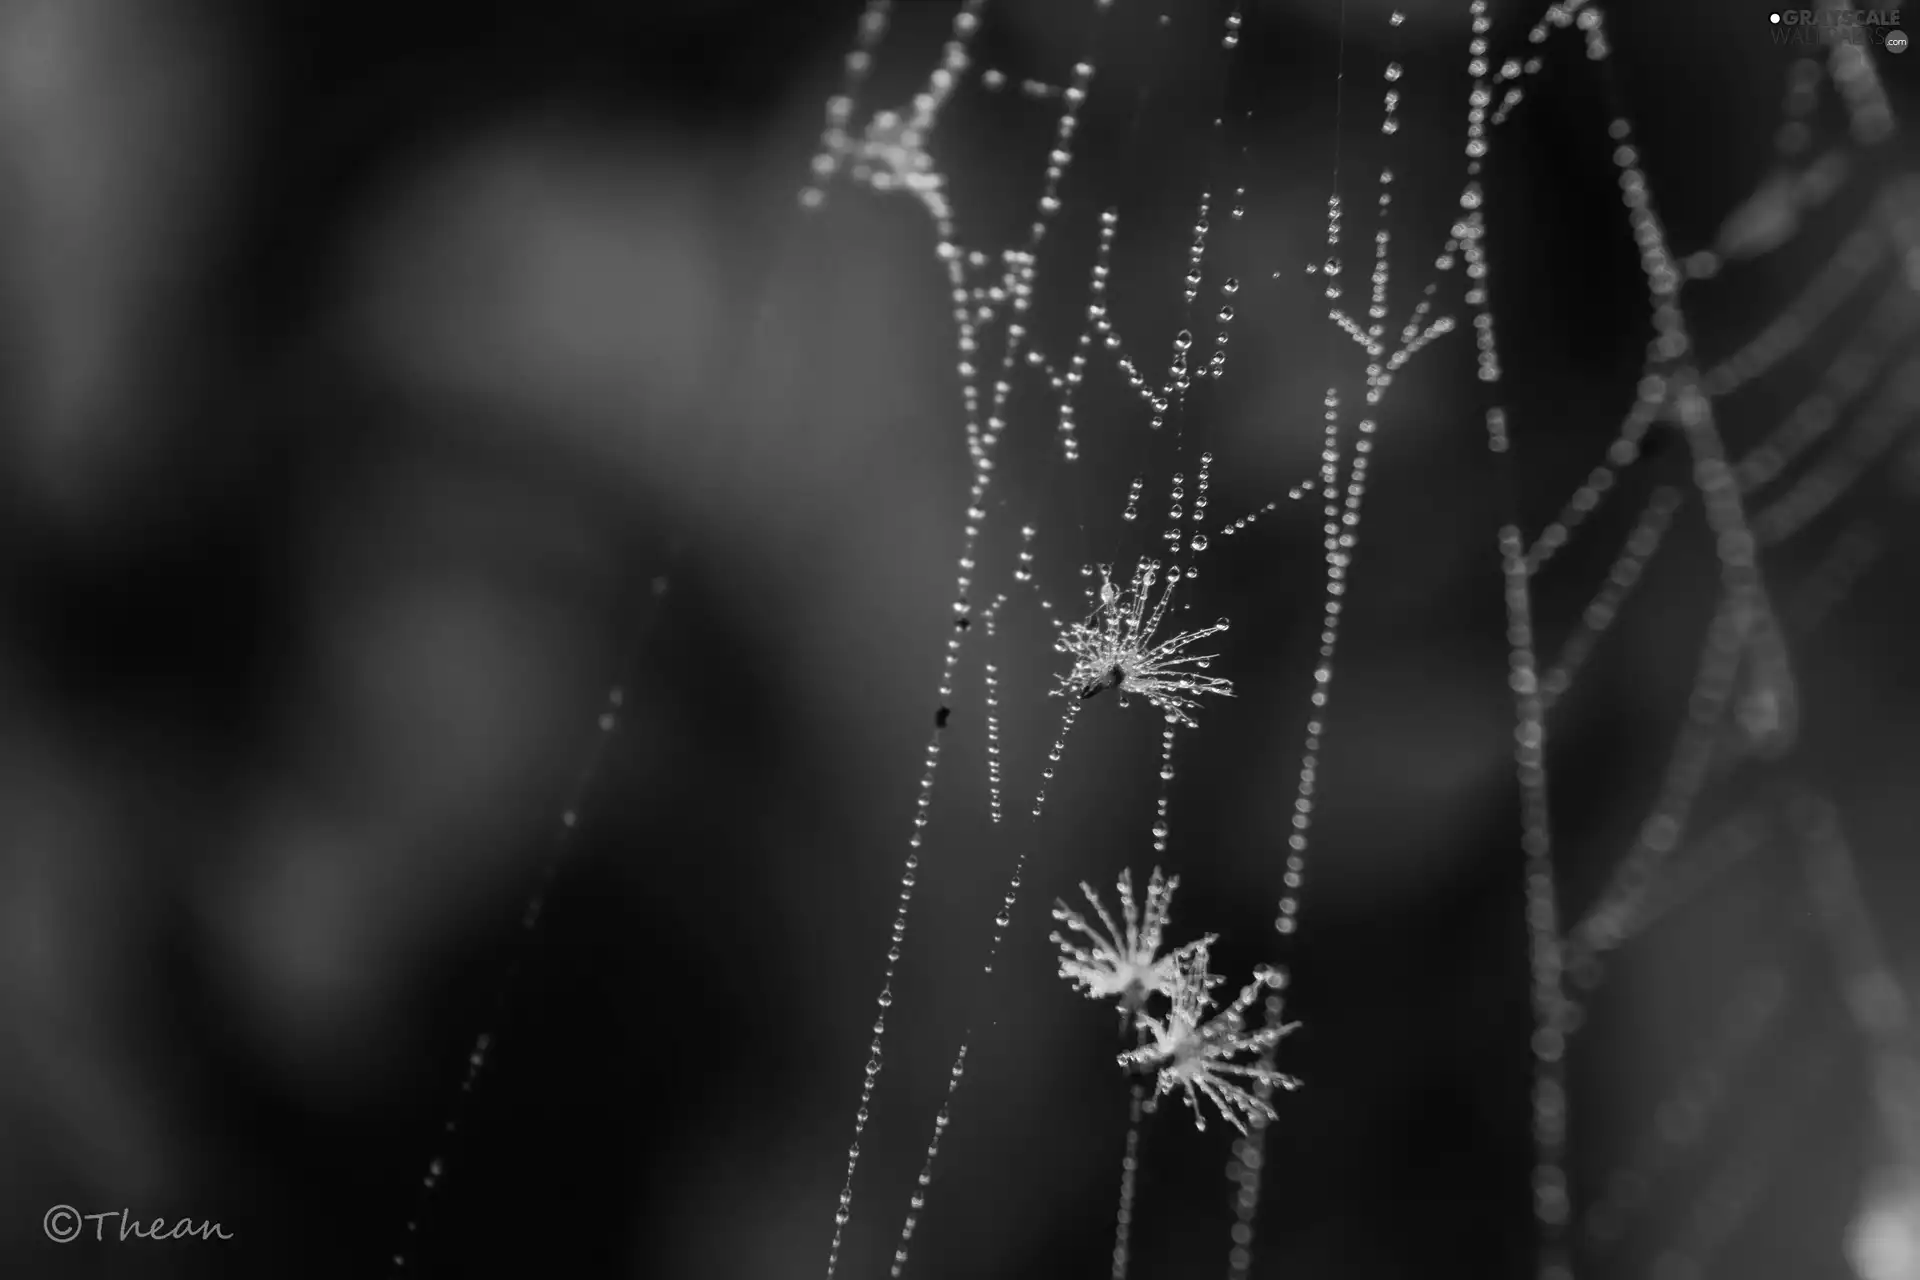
[791,0,1920,1277]
[1483,4,1920,1279]
[795,0,1920,1276]
[326,2,1911,1278]
[340,1,1919,1273]
[803,3,1443,1274]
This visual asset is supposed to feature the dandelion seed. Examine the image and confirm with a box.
[1051,867,1217,1022]
[1119,949,1302,1135]
[1054,560,1234,728]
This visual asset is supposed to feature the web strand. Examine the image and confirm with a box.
[799,0,1914,1276]
[1485,3,1914,1276]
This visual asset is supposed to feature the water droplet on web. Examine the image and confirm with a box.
[1191,534,1209,552]
[1384,63,1403,82]
[1174,330,1193,351]
[1217,306,1235,322]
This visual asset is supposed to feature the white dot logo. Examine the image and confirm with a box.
[1887,29,1909,52]
[1770,11,1781,21]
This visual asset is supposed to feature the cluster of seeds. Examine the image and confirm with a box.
[1052,868,1300,1134]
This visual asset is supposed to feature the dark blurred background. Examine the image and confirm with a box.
[0,0,1916,1277]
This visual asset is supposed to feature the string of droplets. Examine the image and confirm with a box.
[1571,843,1789,1261]
[1475,10,1899,1272]
[1526,202,1906,577]
[389,676,634,1275]
[798,0,1913,1275]
[802,4,1113,1270]
[1543,87,1802,976]
[1584,792,1917,1279]
[897,460,1254,1274]
[1518,4,1905,576]
[1535,485,1682,712]
[1466,1,1573,1273]
[1097,209,1242,430]
[1515,185,1920,884]
[1562,342,1915,960]
[1604,790,1920,1279]
[1262,42,1470,953]
[1101,453,1220,1280]
[894,523,1074,1278]
[799,0,894,211]
[1108,1085,1146,1280]
[1468,0,1913,1274]
[864,43,1263,1262]
[806,1,1345,1260]
[806,9,1334,1261]
[977,526,1064,824]
[1503,525,1575,1280]
[1030,208,1241,443]
[1227,14,1471,1274]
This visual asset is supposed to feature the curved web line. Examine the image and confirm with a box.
[1472,1,1913,1274]
[801,0,1916,1277]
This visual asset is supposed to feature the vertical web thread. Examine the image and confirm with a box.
[810,3,1110,1273]
[1467,4,1571,1277]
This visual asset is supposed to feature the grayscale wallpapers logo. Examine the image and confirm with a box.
[1769,9,1907,50]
